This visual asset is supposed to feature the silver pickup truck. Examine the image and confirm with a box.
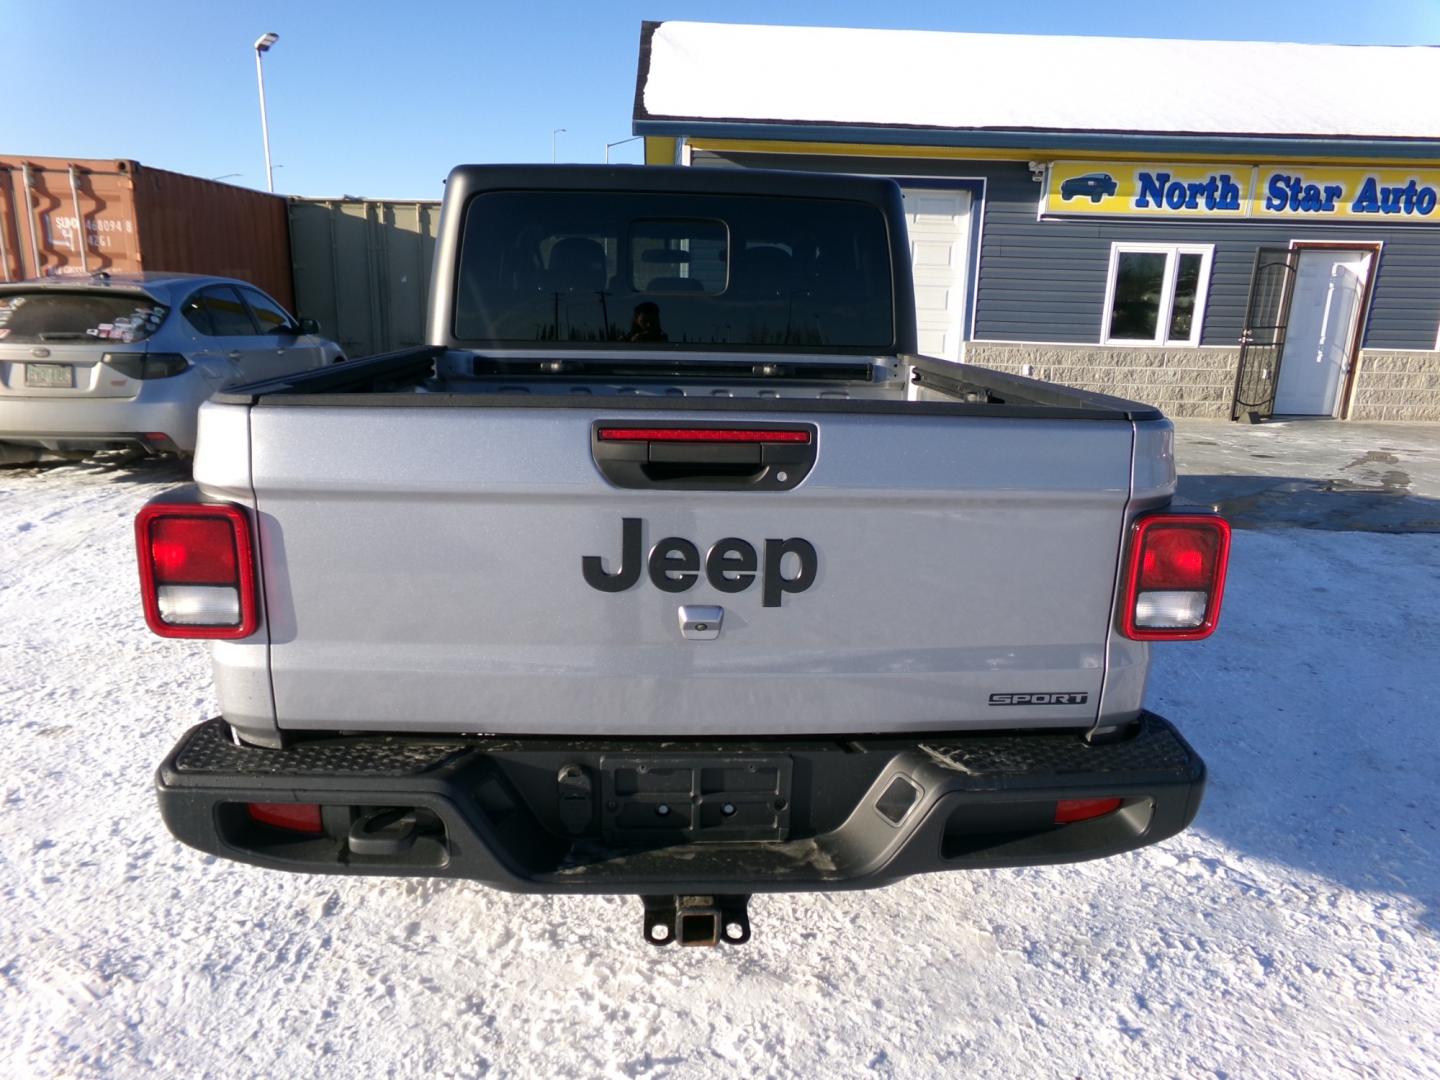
[138,166,1229,947]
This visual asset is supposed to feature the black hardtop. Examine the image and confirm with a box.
[430,163,918,356]
[441,163,905,205]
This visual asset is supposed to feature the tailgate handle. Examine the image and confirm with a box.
[591,424,816,491]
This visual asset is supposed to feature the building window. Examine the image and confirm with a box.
[1101,243,1213,347]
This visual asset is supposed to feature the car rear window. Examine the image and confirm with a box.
[454,191,895,352]
[0,291,167,345]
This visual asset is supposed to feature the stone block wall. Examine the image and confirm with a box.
[965,343,1440,421]
[1350,351,1440,421]
[964,343,1240,418]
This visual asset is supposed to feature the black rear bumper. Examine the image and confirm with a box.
[156,713,1205,895]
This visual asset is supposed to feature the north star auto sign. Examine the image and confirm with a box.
[1044,161,1440,222]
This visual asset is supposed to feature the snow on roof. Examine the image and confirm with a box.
[637,21,1440,142]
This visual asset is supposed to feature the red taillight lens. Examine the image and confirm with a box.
[150,517,238,584]
[1054,797,1123,824]
[1120,514,1231,641]
[246,802,323,834]
[1139,527,1218,590]
[135,502,258,639]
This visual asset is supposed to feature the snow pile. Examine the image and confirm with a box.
[1,458,1438,1077]
[641,21,1440,140]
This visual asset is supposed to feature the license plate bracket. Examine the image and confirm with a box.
[24,363,73,389]
[599,754,792,843]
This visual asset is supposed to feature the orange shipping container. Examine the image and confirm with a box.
[0,156,294,311]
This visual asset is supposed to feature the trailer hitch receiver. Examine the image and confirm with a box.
[642,894,751,947]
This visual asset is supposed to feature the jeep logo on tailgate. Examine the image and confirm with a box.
[582,517,816,607]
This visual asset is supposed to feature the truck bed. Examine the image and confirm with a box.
[213,345,1163,420]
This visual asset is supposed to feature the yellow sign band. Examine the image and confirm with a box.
[1045,161,1440,222]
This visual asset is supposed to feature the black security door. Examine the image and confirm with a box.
[1231,247,1298,421]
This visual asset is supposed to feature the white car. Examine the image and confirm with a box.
[0,271,342,460]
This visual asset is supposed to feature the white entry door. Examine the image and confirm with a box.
[901,188,972,362]
[1274,249,1372,416]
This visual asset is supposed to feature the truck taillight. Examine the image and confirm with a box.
[1120,514,1231,641]
[135,503,258,639]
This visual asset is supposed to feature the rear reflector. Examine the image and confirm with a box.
[597,427,811,443]
[1054,797,1123,824]
[135,502,258,639]
[247,802,323,834]
[1120,514,1231,641]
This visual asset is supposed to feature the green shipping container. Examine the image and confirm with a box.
[288,198,439,360]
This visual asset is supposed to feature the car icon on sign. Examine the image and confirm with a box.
[1060,172,1119,203]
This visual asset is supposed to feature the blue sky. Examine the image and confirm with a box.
[7,0,1437,199]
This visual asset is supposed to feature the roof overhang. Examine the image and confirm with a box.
[633,21,1440,162]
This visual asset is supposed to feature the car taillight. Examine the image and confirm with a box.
[135,502,258,639]
[1120,513,1231,640]
[103,352,190,379]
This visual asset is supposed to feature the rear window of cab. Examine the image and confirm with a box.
[454,191,896,353]
[0,291,168,345]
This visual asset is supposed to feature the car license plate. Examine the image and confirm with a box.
[25,363,73,389]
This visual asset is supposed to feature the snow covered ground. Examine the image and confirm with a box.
[2,456,1438,1078]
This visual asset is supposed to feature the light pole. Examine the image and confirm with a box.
[604,136,643,163]
[552,128,566,163]
[254,32,279,192]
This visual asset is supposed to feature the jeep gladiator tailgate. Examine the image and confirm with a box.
[241,400,1136,738]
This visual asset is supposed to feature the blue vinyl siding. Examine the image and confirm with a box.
[692,150,1440,351]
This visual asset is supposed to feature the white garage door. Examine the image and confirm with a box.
[901,188,973,362]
